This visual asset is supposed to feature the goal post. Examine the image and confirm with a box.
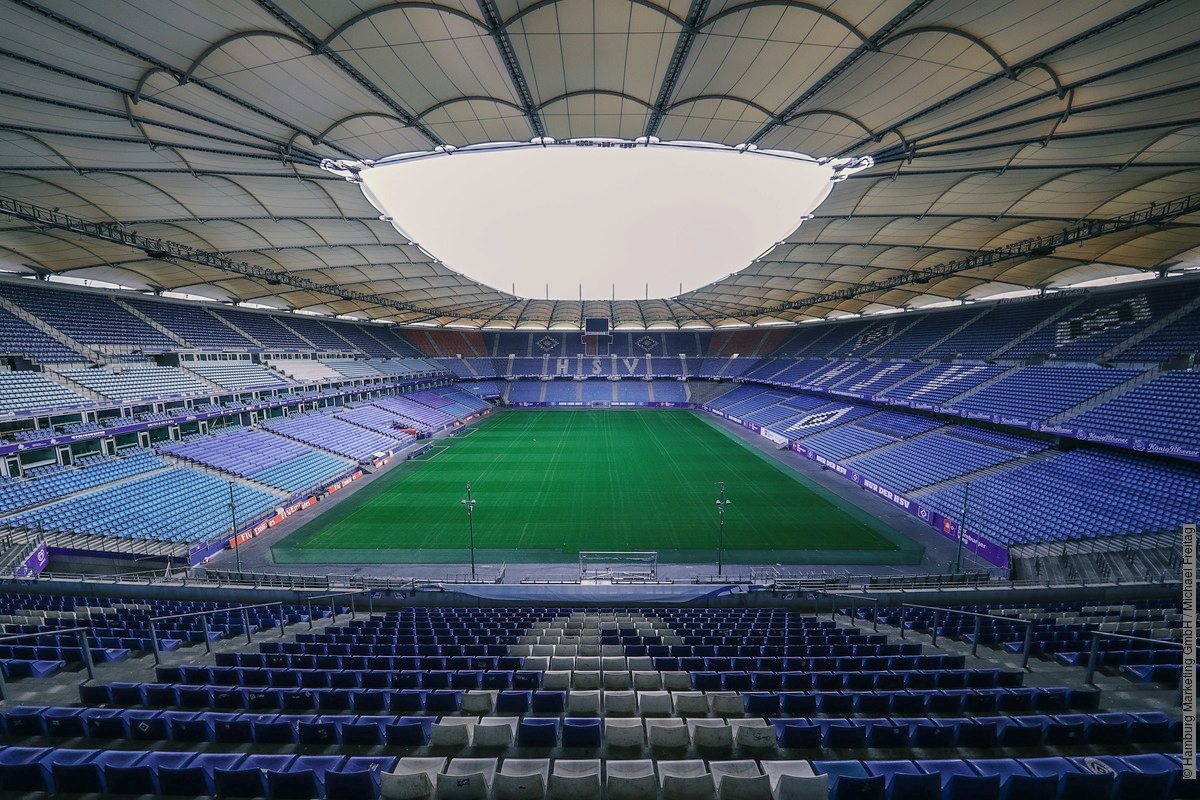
[579,551,658,582]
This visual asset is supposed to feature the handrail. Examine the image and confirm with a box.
[1083,629,1183,686]
[0,625,96,696]
[303,590,372,628]
[147,600,287,665]
[899,602,1035,670]
[821,592,880,632]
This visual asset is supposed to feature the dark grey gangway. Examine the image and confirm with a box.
[0,626,96,700]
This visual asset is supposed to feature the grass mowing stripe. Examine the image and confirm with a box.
[275,409,908,563]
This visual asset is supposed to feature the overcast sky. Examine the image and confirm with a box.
[361,143,837,301]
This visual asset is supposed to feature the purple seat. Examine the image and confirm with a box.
[214,754,293,798]
[45,749,102,794]
[326,756,397,800]
[267,755,346,800]
[0,747,52,792]
[105,750,170,796]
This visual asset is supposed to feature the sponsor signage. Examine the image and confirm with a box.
[15,543,49,578]
[785,437,1009,568]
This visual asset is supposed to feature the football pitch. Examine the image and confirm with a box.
[273,409,922,565]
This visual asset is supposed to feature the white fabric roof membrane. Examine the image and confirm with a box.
[0,0,1198,328]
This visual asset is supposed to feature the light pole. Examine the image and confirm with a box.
[461,482,476,581]
[955,482,970,574]
[229,481,241,572]
[716,482,731,578]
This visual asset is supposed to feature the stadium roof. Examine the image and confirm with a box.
[1,0,1199,329]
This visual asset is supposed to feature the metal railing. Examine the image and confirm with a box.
[0,626,96,699]
[1082,629,1184,687]
[146,601,290,665]
[304,591,372,628]
[898,602,1035,670]
[821,592,880,632]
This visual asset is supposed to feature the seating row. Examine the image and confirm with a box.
[82,683,1093,716]
[0,748,1188,800]
[152,664,1022,693]
[8,706,1177,749]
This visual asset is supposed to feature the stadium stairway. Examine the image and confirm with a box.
[1044,366,1165,425]
[908,449,1060,497]
[0,295,104,366]
[988,297,1089,360]
[113,299,190,349]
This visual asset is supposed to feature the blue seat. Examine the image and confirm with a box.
[168,712,213,743]
[1127,711,1175,743]
[425,689,462,714]
[918,759,993,800]
[0,746,51,791]
[385,716,434,746]
[1087,712,1131,745]
[1045,715,1087,745]
[281,689,317,710]
[317,689,354,711]
[912,721,956,747]
[562,717,603,748]
[339,720,383,746]
[123,709,168,741]
[213,712,265,744]
[496,690,535,714]
[1118,753,1183,800]
[517,716,561,747]
[298,714,356,745]
[255,718,300,744]
[326,756,397,800]
[43,707,87,738]
[815,760,883,800]
[267,755,345,800]
[775,719,821,748]
[866,721,909,748]
[45,748,103,794]
[3,706,47,737]
[957,719,1000,748]
[743,692,781,715]
[144,683,180,706]
[998,716,1045,747]
[1012,757,1075,800]
[531,690,566,713]
[824,720,867,748]
[215,754,294,798]
[105,751,168,796]
[81,708,126,739]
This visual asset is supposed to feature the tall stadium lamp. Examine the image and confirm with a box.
[716,482,731,577]
[955,482,970,574]
[228,481,242,572]
[461,482,477,581]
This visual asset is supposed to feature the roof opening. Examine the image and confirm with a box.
[327,139,869,301]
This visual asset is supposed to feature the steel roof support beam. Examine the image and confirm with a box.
[644,0,709,138]
[0,195,443,320]
[478,0,545,139]
[758,192,1200,316]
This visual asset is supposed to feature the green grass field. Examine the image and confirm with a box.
[273,409,921,564]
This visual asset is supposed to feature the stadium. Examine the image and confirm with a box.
[0,0,1194,797]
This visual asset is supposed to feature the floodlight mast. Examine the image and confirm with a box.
[462,482,477,580]
[955,482,970,574]
[229,481,241,573]
[716,482,732,578]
